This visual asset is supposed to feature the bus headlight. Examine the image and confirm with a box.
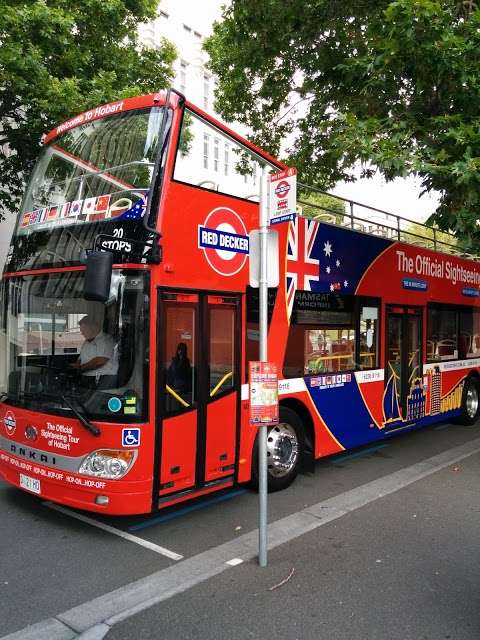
[78,449,137,479]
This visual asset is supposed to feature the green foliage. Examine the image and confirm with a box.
[403,221,469,253]
[205,1,480,250]
[0,0,176,220]
[298,190,346,224]
[178,112,194,157]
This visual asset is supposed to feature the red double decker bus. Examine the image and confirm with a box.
[1,90,479,515]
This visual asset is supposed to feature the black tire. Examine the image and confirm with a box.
[251,406,305,492]
[456,377,480,425]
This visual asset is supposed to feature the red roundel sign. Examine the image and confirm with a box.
[4,410,16,436]
[198,207,249,277]
[275,181,290,198]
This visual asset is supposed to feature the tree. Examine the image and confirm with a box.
[298,190,346,224]
[205,1,480,249]
[0,0,176,220]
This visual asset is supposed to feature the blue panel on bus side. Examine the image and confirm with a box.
[306,376,463,450]
[306,376,385,448]
[310,223,392,295]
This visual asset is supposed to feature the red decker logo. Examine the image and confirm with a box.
[4,411,16,436]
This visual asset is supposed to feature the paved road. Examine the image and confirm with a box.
[1,421,479,639]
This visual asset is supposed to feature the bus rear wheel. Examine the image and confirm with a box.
[456,377,480,425]
[252,407,305,492]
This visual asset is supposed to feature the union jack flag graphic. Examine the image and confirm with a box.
[286,216,320,318]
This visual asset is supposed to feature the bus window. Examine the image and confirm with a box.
[164,302,197,414]
[359,305,379,370]
[427,305,458,361]
[173,109,276,200]
[209,306,235,397]
[284,293,356,376]
[459,308,480,358]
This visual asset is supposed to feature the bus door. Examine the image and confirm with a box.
[157,290,241,500]
[385,306,422,427]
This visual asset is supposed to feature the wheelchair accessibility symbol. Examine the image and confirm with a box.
[122,428,141,447]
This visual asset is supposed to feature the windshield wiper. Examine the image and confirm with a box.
[61,394,101,437]
[8,388,101,437]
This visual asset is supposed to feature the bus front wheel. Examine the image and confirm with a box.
[251,407,305,492]
[456,377,480,425]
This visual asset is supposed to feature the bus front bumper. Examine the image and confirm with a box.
[0,452,154,516]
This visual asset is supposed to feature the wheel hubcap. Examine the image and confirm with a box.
[266,423,299,478]
[466,385,479,419]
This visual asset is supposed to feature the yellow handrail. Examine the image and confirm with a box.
[165,385,190,408]
[210,371,233,397]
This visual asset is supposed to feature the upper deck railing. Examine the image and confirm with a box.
[298,183,478,261]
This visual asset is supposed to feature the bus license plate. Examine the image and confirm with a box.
[19,474,41,495]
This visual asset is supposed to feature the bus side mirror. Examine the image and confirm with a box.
[84,251,113,302]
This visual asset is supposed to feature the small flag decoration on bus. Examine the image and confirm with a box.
[46,206,59,221]
[88,195,111,221]
[18,193,146,230]
[70,199,83,217]
[116,196,147,220]
[59,202,71,218]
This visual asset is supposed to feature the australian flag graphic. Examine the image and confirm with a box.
[117,196,147,221]
[311,223,392,295]
[285,218,393,318]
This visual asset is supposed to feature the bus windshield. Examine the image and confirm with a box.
[0,270,149,422]
[7,107,168,271]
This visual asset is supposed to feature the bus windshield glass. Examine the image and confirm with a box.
[22,107,164,229]
[7,107,168,271]
[0,270,149,422]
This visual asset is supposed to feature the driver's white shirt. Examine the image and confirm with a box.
[79,332,117,377]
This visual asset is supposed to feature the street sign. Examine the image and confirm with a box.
[249,361,279,425]
[269,168,297,225]
[248,228,279,287]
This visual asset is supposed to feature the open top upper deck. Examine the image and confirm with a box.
[297,184,474,261]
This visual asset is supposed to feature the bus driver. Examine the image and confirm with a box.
[70,315,118,389]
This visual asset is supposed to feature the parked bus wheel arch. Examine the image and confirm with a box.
[251,406,305,492]
[456,374,480,426]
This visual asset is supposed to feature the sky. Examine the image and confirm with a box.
[332,173,439,224]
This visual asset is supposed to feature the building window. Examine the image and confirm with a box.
[203,73,210,110]
[183,24,192,33]
[180,61,187,94]
[194,31,202,39]
[159,10,169,19]
[224,144,229,176]
[203,133,210,169]
[214,138,219,172]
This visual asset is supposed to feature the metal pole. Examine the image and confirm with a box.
[258,168,269,567]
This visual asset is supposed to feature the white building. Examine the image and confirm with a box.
[138,0,225,115]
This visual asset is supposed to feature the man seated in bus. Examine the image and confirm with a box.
[70,315,118,389]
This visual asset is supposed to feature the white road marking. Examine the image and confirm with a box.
[226,558,243,566]
[42,502,183,561]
